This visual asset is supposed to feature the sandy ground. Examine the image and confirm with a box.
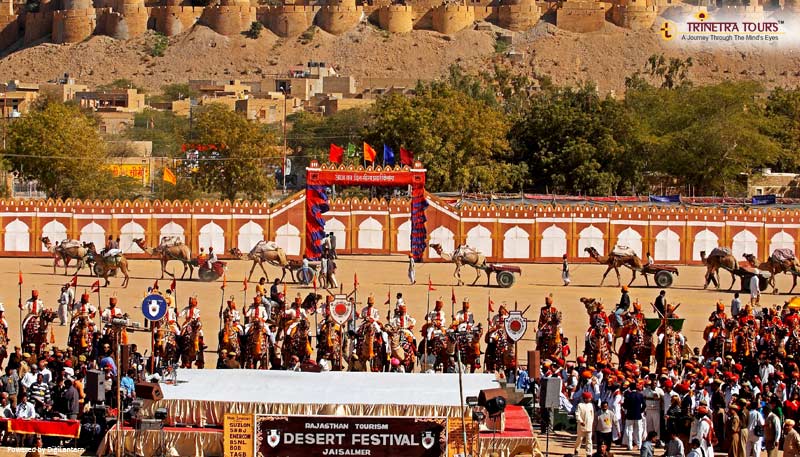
[0,255,791,457]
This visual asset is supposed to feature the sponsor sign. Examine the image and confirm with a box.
[110,164,150,183]
[225,413,255,457]
[658,9,796,46]
[255,415,447,457]
[504,311,527,342]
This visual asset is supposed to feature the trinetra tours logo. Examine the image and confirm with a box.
[658,9,792,45]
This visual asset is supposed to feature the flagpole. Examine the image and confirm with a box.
[449,284,454,324]
[18,264,22,346]
[71,276,78,324]
[352,273,358,333]
[218,280,225,335]
[242,277,247,316]
[424,284,430,373]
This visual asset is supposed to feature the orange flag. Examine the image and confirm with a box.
[363,142,377,163]
[18,270,22,285]
[243,276,248,291]
[220,274,227,290]
[163,166,177,185]
[428,277,436,291]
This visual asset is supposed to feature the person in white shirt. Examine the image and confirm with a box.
[0,393,14,419]
[20,366,37,391]
[245,296,268,333]
[24,290,44,317]
[643,379,665,444]
[15,393,36,419]
[360,295,389,354]
[70,293,98,334]
[454,301,474,328]
[731,293,742,318]
[37,360,52,385]
[574,391,595,456]
[206,247,218,270]
[389,304,416,345]
[746,403,764,457]
[101,297,124,323]
[687,439,703,457]
[665,430,686,457]
[285,295,310,336]
[58,284,73,326]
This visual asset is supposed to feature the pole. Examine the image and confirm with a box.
[423,285,430,372]
[282,90,287,194]
[218,284,225,334]
[456,335,468,456]
[18,263,22,348]
[514,300,519,371]
[150,323,155,375]
[116,339,123,457]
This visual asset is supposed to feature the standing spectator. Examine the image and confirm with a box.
[746,401,765,457]
[562,254,571,286]
[28,374,50,415]
[749,273,760,306]
[516,365,530,393]
[641,431,658,457]
[643,379,664,445]
[727,404,745,457]
[15,393,35,419]
[326,255,338,289]
[654,290,667,317]
[57,284,72,326]
[408,254,416,285]
[731,293,742,318]
[73,371,85,411]
[664,430,685,457]
[328,232,337,259]
[1,367,19,409]
[120,369,136,406]
[764,404,781,457]
[37,361,51,385]
[574,391,595,456]
[687,439,703,457]
[624,382,646,451]
[20,365,37,393]
[695,406,716,457]
[595,401,617,450]
[62,379,80,420]
[6,346,22,372]
[784,419,799,457]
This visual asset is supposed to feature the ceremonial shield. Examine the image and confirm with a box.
[330,295,352,325]
[267,429,280,447]
[421,431,435,449]
[505,311,527,342]
[141,294,167,321]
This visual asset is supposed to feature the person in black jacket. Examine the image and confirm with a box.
[623,382,647,451]
[615,287,632,327]
[654,290,667,317]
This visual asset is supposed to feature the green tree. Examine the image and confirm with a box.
[365,81,525,192]
[625,54,693,91]
[125,108,189,157]
[764,87,800,171]
[626,81,782,195]
[160,83,198,102]
[186,103,279,200]
[510,84,643,196]
[2,102,138,199]
[287,109,370,169]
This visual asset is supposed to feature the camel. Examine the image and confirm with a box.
[743,251,800,294]
[41,237,89,275]
[85,242,130,287]
[428,243,487,286]
[133,237,194,280]
[584,247,644,287]
[229,240,289,282]
[700,249,738,290]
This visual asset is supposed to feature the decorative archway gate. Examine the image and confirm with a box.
[305,160,428,261]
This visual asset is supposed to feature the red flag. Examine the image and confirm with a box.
[363,142,377,163]
[70,275,78,288]
[220,274,227,290]
[90,280,100,294]
[428,277,435,291]
[243,276,248,292]
[170,278,177,292]
[400,147,414,166]
[488,297,495,313]
[313,275,317,292]
[329,144,344,164]
[354,273,359,289]
[18,270,22,286]
[451,287,456,305]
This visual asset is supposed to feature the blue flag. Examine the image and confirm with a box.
[752,194,776,205]
[649,195,680,203]
[383,145,395,166]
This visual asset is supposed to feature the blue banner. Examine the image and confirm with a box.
[649,195,681,203]
[752,194,776,205]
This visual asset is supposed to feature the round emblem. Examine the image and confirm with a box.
[509,320,522,332]
[334,303,348,315]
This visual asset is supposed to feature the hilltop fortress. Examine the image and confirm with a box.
[0,0,797,54]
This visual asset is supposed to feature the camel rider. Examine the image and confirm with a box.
[285,294,308,336]
[645,251,654,267]
[320,295,334,320]
[102,235,122,259]
[256,277,268,300]
[180,297,204,348]
[591,302,611,328]
[165,305,180,338]
[70,293,97,333]
[738,304,756,327]
[454,301,474,329]
[101,297,124,324]
[206,247,218,270]
[627,300,645,325]
[614,286,631,327]
[491,305,510,328]
[0,305,8,343]
[537,295,564,340]
[269,279,284,307]
[665,303,680,319]
[394,293,405,314]
[23,290,44,318]
[246,296,268,327]
[221,299,244,336]
[390,304,416,344]
[197,248,207,267]
[708,302,727,325]
[425,299,447,340]
[361,295,390,354]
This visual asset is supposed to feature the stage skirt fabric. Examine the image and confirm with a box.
[98,426,223,457]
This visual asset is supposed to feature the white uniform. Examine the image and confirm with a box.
[165,308,180,336]
[574,401,595,456]
[25,298,44,316]
[390,314,416,340]
[179,306,201,323]
[69,303,97,332]
[285,307,308,335]
[101,307,124,323]
[643,386,664,441]
[246,305,268,324]
[454,310,474,326]
[491,313,508,327]
[361,305,389,352]
[426,310,446,327]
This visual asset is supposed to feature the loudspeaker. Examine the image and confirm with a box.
[135,382,163,401]
[86,369,106,403]
[528,350,540,381]
[120,344,131,376]
[478,388,506,407]
[539,377,562,409]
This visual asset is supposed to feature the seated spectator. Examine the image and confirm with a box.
[1,367,19,410]
[20,364,37,392]
[62,379,79,420]
[15,393,36,419]
[1,393,14,418]
[28,374,50,416]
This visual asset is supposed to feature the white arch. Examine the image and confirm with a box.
[654,228,680,261]
[324,218,347,250]
[503,226,530,259]
[41,220,68,250]
[769,230,795,254]
[465,225,492,257]
[692,229,720,261]
[237,221,264,253]
[357,217,383,250]
[540,225,566,258]
[275,223,301,256]
[732,229,758,260]
[119,221,146,253]
[428,226,455,259]
[199,221,225,253]
[396,220,411,252]
[578,225,605,258]
[4,219,29,252]
[616,227,643,257]
[79,221,106,248]
[159,221,185,243]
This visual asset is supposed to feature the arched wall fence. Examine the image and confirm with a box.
[1,195,800,264]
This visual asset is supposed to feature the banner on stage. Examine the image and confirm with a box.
[255,415,448,456]
[224,413,254,457]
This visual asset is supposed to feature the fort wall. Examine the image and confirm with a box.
[556,0,605,32]
[316,2,361,35]
[430,4,474,34]
[377,5,412,33]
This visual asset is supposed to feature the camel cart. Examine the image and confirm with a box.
[641,264,680,288]
[735,267,771,293]
[480,264,522,288]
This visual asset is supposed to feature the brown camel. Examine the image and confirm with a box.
[85,242,130,287]
[428,243,487,286]
[229,240,289,282]
[41,237,89,275]
[133,237,194,279]
[584,247,644,287]
[743,251,800,294]
[700,249,738,290]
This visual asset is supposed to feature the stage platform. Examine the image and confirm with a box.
[479,405,541,457]
[145,370,501,427]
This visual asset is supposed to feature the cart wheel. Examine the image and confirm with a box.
[93,263,104,277]
[198,269,217,282]
[297,267,314,285]
[654,270,673,288]
[497,271,515,288]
